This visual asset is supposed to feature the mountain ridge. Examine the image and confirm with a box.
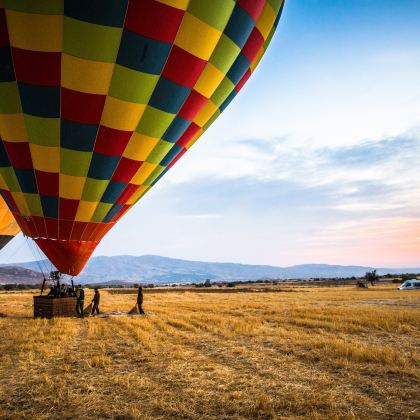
[2,255,418,284]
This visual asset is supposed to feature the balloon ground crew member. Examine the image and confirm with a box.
[76,285,85,318]
[91,288,100,316]
[137,286,145,314]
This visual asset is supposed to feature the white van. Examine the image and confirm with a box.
[399,279,420,290]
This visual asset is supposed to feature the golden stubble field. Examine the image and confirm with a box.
[0,285,419,419]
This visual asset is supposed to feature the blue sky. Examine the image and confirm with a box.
[2,0,420,267]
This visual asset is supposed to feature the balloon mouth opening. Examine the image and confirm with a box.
[34,238,98,276]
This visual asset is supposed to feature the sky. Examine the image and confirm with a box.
[2,0,420,268]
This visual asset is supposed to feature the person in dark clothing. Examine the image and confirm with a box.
[76,285,85,318]
[47,286,58,297]
[137,287,145,314]
[91,288,100,316]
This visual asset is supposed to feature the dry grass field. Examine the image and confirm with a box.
[0,284,419,419]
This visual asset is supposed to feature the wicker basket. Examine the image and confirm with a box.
[33,296,77,318]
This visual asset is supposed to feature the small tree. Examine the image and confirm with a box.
[365,270,378,286]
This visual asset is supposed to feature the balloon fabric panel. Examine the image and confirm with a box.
[0,0,284,275]
[0,192,19,249]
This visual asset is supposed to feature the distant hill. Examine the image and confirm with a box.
[3,255,419,285]
[0,266,43,285]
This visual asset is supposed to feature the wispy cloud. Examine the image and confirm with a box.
[168,129,420,215]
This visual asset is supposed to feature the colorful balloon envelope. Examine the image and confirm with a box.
[0,0,284,275]
[0,194,19,249]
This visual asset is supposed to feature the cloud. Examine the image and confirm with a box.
[165,129,420,217]
[322,135,419,167]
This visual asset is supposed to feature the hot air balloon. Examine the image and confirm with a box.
[0,0,284,276]
[0,194,19,249]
